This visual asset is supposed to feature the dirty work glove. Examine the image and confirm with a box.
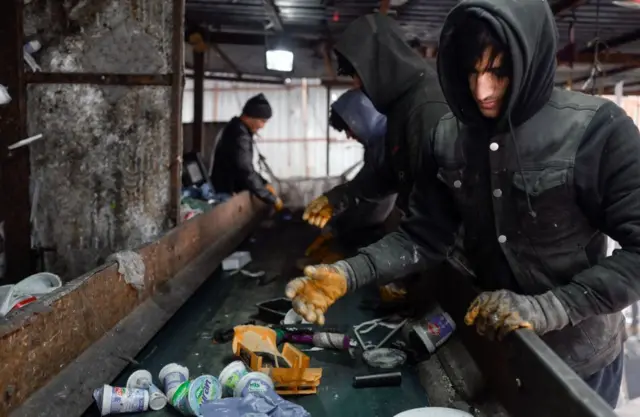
[274,197,284,212]
[305,232,334,257]
[265,184,283,211]
[303,195,333,228]
[285,261,353,325]
[464,290,569,341]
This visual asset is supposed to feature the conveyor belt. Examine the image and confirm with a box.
[84,213,429,417]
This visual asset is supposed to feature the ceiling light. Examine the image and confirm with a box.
[266,49,294,72]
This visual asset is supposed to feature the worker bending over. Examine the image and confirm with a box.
[303,13,449,225]
[210,93,282,210]
[303,89,397,263]
[287,0,640,408]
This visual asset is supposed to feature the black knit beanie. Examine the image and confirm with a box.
[242,93,273,119]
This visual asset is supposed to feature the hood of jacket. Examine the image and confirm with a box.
[331,89,387,147]
[437,0,557,127]
[334,13,434,113]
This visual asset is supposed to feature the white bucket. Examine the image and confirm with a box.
[219,361,248,397]
[394,408,474,417]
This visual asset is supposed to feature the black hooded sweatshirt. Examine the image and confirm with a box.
[343,0,640,377]
[210,117,276,205]
[330,13,449,213]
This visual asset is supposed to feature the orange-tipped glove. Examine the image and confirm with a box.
[305,232,334,257]
[285,262,351,325]
[379,283,408,303]
[303,195,333,228]
[464,290,569,341]
[266,184,283,212]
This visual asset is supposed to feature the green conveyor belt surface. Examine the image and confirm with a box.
[84,214,429,417]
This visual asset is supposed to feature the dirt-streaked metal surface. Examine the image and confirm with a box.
[0,192,267,417]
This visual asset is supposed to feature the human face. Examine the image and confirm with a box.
[468,47,510,119]
[249,118,267,133]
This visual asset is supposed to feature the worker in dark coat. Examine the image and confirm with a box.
[286,0,640,408]
[303,89,397,263]
[210,93,282,210]
[303,13,449,226]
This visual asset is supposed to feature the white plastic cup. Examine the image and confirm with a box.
[219,361,249,397]
[93,385,149,416]
[186,375,222,415]
[126,369,167,411]
[159,363,189,400]
[126,370,152,389]
[233,372,276,399]
[171,375,222,415]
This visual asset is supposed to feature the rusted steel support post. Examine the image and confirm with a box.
[170,0,185,225]
[193,48,205,155]
[0,0,31,282]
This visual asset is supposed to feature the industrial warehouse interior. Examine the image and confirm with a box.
[1,0,640,416]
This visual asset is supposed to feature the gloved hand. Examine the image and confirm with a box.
[305,232,334,257]
[464,289,569,341]
[274,197,284,212]
[303,196,333,228]
[285,262,351,325]
[265,184,283,211]
[379,283,407,303]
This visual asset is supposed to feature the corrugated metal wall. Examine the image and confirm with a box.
[183,79,364,179]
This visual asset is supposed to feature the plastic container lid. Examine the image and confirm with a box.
[233,371,274,398]
[363,348,407,369]
[394,407,474,417]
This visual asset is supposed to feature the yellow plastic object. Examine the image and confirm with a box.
[379,283,408,303]
[232,325,323,395]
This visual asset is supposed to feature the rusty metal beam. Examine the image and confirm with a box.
[263,0,284,31]
[24,72,173,86]
[192,49,205,155]
[0,0,31,282]
[321,42,336,80]
[186,72,286,85]
[555,64,637,87]
[170,0,185,226]
[1,192,268,417]
[379,0,391,14]
[601,80,640,95]
[210,43,242,76]
[581,28,640,54]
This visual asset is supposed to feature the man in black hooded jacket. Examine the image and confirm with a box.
[303,13,449,222]
[210,93,282,210]
[285,0,640,408]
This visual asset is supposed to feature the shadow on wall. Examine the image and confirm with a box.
[25,0,176,281]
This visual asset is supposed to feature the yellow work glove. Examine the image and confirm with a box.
[305,233,334,257]
[266,184,283,212]
[274,197,284,212]
[379,283,408,303]
[464,290,569,341]
[285,263,349,325]
[303,195,333,228]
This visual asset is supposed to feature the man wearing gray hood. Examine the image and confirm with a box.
[286,0,640,407]
[305,89,396,237]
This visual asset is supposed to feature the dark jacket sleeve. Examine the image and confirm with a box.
[235,132,276,205]
[344,129,461,290]
[553,101,640,325]
[325,139,397,214]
